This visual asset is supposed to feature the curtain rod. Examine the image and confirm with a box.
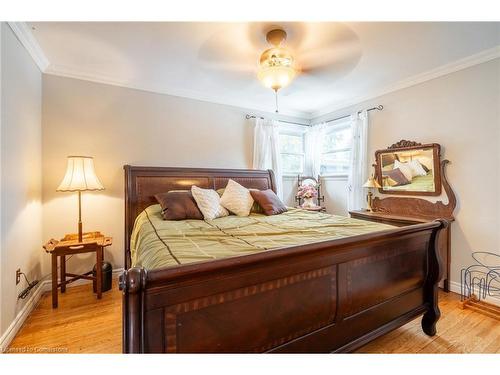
[245,105,384,127]
[324,105,384,124]
[244,115,310,127]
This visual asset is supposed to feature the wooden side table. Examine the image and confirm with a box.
[43,231,112,308]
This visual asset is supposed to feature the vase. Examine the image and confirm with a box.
[302,197,316,208]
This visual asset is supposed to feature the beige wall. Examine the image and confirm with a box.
[312,58,500,290]
[0,23,43,337]
[41,57,500,298]
[41,74,303,275]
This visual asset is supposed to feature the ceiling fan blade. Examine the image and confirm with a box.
[197,23,259,74]
[296,22,362,73]
[278,74,321,97]
[200,60,255,74]
[298,44,362,75]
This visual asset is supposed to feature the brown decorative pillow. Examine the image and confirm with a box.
[154,191,203,220]
[249,189,287,216]
[382,168,410,186]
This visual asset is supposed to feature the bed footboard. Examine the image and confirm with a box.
[120,219,447,353]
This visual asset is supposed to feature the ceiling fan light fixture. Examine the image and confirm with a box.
[257,46,296,91]
[257,64,296,91]
[256,28,298,112]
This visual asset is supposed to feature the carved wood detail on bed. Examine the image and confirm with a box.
[163,266,336,353]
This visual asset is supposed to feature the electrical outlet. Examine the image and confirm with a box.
[16,269,21,285]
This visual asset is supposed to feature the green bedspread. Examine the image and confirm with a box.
[387,173,435,192]
[131,204,395,270]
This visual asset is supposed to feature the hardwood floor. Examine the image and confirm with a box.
[7,281,500,353]
[7,280,122,354]
[358,292,500,353]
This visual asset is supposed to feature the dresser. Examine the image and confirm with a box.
[350,209,453,292]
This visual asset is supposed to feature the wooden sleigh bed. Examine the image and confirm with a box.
[119,166,448,353]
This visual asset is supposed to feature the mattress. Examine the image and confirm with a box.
[130,204,395,270]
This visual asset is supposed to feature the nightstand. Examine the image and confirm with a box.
[349,209,452,292]
[43,231,112,308]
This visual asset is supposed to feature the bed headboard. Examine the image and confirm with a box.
[123,165,276,268]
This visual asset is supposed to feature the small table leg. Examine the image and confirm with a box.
[443,278,450,292]
[96,246,103,299]
[60,255,66,293]
[51,253,58,308]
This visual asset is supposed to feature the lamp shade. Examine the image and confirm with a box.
[258,47,296,91]
[363,176,381,189]
[382,176,398,187]
[57,156,104,192]
[258,65,296,90]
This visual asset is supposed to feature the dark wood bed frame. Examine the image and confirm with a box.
[119,165,448,353]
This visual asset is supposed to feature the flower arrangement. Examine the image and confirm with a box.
[297,184,318,199]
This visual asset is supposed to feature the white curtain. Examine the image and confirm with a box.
[347,110,369,211]
[304,123,326,178]
[253,118,283,199]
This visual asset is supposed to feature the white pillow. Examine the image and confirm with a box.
[407,159,428,176]
[191,185,229,220]
[220,179,254,217]
[394,160,413,181]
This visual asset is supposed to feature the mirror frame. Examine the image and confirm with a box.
[374,140,442,196]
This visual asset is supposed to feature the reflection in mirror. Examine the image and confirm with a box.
[375,142,441,196]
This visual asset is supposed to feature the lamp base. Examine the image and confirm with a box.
[366,191,374,212]
[78,221,83,242]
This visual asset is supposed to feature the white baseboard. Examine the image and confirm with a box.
[0,280,46,353]
[449,281,500,307]
[0,268,123,353]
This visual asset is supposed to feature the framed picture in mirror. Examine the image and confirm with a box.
[375,140,442,196]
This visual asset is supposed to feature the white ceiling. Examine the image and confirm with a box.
[29,22,500,118]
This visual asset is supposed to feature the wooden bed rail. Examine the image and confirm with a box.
[120,219,448,353]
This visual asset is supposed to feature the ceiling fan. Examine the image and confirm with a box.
[198,23,362,112]
[256,29,297,112]
[257,29,296,90]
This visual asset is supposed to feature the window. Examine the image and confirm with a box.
[320,121,352,176]
[279,128,305,175]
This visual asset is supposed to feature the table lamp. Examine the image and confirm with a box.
[57,156,104,242]
[363,175,381,212]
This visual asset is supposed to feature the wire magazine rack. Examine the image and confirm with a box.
[460,251,500,320]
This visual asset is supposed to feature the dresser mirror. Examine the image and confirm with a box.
[375,140,442,196]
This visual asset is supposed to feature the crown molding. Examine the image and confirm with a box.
[44,63,310,119]
[7,22,50,72]
[17,22,499,121]
[311,45,500,120]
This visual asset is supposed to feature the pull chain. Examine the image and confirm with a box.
[274,89,279,113]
